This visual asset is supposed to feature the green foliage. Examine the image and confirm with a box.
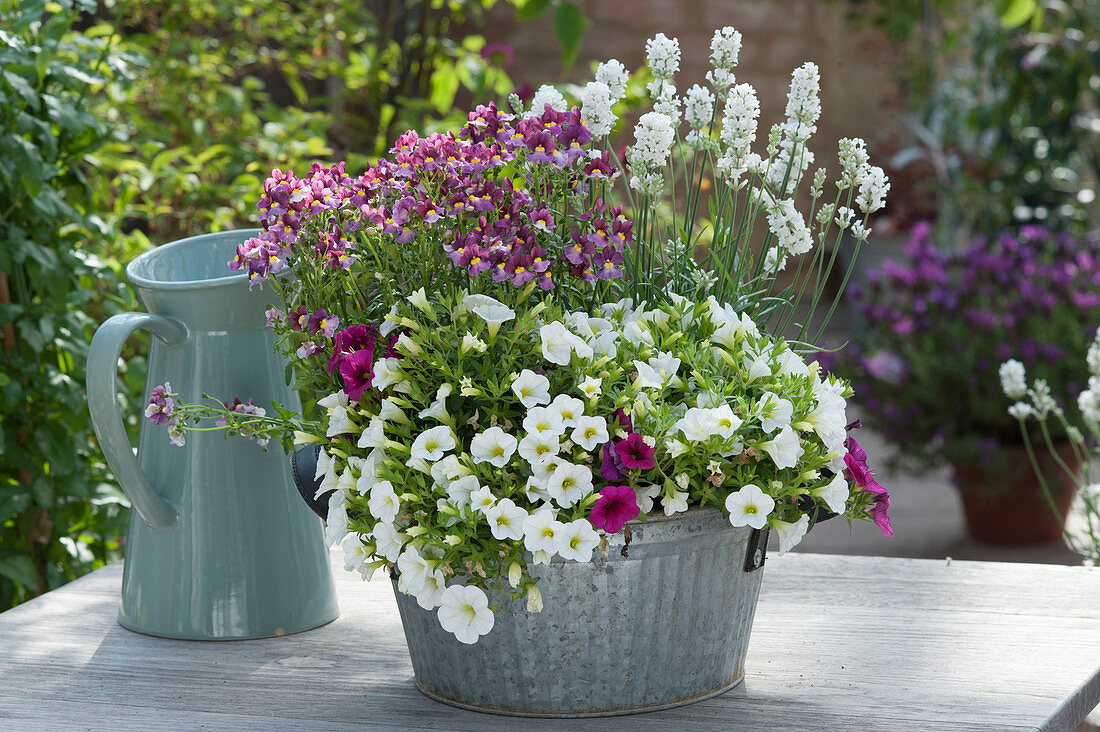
[0,0,133,608]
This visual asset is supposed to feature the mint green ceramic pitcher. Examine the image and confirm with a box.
[87,230,339,639]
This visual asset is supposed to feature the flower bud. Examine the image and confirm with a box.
[508,561,523,588]
[526,584,543,613]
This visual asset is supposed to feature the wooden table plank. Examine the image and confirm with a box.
[0,552,1097,731]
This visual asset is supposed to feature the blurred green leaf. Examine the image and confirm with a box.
[552,1,588,69]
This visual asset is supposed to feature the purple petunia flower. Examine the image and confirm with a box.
[615,432,655,470]
[600,441,626,481]
[589,485,641,534]
[327,324,379,375]
[340,349,376,403]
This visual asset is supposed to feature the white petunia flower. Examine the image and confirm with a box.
[447,474,480,507]
[595,58,629,102]
[326,405,356,438]
[523,508,564,554]
[317,390,349,411]
[540,321,592,365]
[367,480,400,523]
[469,486,497,515]
[571,415,610,451]
[406,286,432,315]
[522,406,566,437]
[430,454,468,489]
[530,84,567,112]
[357,417,387,449]
[578,376,602,399]
[548,394,585,427]
[437,584,495,644]
[523,476,552,503]
[324,487,349,547]
[484,498,528,541]
[469,301,515,339]
[554,519,601,562]
[712,404,743,442]
[758,392,794,433]
[470,426,518,467]
[773,515,810,555]
[724,484,775,530]
[371,358,403,391]
[410,425,455,463]
[999,359,1028,399]
[744,348,773,382]
[340,534,378,580]
[545,461,593,508]
[673,407,713,442]
[663,488,690,516]
[371,521,404,562]
[621,320,655,347]
[378,398,409,424]
[813,473,850,514]
[518,431,561,466]
[314,447,334,481]
[512,369,552,408]
[634,484,663,513]
[759,426,804,469]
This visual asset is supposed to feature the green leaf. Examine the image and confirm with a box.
[515,0,552,21]
[999,0,1038,28]
[552,1,588,69]
[429,65,460,114]
[0,554,38,589]
[2,69,40,109]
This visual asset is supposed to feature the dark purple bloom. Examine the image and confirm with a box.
[145,383,177,426]
[589,485,641,534]
[328,324,379,375]
[615,432,656,470]
[600,441,626,481]
[339,349,376,403]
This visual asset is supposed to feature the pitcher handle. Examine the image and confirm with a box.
[88,313,188,530]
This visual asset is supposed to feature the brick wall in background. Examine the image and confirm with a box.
[481,0,903,171]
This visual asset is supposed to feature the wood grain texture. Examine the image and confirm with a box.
[0,552,1097,731]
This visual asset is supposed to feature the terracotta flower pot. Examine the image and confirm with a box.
[952,442,1080,544]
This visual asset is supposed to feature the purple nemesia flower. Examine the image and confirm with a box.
[615,432,655,470]
[144,383,177,426]
[296,342,322,359]
[306,309,331,335]
[264,308,284,327]
[589,485,641,534]
[288,306,310,332]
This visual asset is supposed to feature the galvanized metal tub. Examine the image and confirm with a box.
[392,506,766,717]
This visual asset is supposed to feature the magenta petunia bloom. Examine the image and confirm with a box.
[340,349,375,402]
[615,432,655,470]
[589,485,640,534]
[327,324,378,375]
[843,434,892,538]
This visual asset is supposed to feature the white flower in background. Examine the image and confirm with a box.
[773,515,810,555]
[1031,378,1057,418]
[371,521,404,562]
[549,394,585,427]
[712,404,743,442]
[767,199,813,257]
[447,474,480,507]
[378,398,409,424]
[595,58,629,102]
[340,534,377,580]
[357,417,387,449]
[758,392,794,433]
[530,84,567,112]
[724,484,775,529]
[410,425,455,463]
[581,81,617,137]
[540,321,592,365]
[685,84,715,132]
[856,164,890,214]
[512,369,552,408]
[519,431,560,465]
[999,359,1028,399]
[578,376,602,399]
[571,415,610,451]
[745,348,774,382]
[838,137,870,188]
[833,205,855,230]
[709,26,742,70]
[484,498,528,541]
[1088,332,1100,376]
[555,519,601,562]
[546,461,593,508]
[470,426,518,467]
[461,332,488,354]
[325,405,356,438]
[783,62,821,138]
[1008,401,1035,420]
[371,357,403,391]
[523,406,566,437]
[1078,378,1100,424]
[777,348,810,377]
[813,473,850,514]
[368,480,400,523]
[634,484,663,513]
[759,425,804,469]
[523,508,564,554]
[663,488,690,516]
[627,112,676,194]
[850,221,871,241]
[622,319,655,347]
[716,83,759,181]
[438,584,495,645]
[645,32,680,79]
[324,488,349,547]
[469,486,497,514]
[470,302,515,339]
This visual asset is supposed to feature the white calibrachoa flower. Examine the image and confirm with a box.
[357,417,386,449]
[725,484,775,529]
[518,431,560,465]
[512,368,552,408]
[540,321,592,365]
[410,425,455,462]
[549,394,584,427]
[813,473,849,514]
[437,584,495,644]
[325,405,356,437]
[554,519,601,562]
[773,515,811,555]
[758,392,794,433]
[367,480,400,523]
[522,406,565,437]
[571,415,609,451]
[371,357,404,391]
[470,426,518,467]
[447,475,480,507]
[760,426,804,469]
[546,461,593,508]
[523,508,563,554]
[663,488,690,516]
[579,376,602,399]
[484,498,528,541]
[341,533,379,580]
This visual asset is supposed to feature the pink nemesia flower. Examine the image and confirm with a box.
[589,485,641,534]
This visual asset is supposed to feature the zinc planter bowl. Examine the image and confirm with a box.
[392,506,766,717]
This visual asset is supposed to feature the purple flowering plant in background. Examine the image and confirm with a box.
[827,222,1100,473]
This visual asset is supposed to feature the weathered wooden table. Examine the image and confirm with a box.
[1,552,1097,731]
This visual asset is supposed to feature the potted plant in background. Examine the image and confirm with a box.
[825,223,1100,543]
[137,27,893,716]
